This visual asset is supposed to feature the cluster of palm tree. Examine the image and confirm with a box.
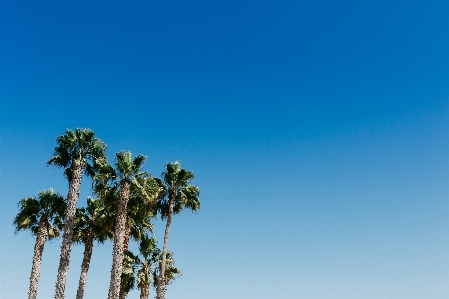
[13,128,200,299]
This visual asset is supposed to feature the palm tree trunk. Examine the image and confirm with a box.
[119,284,126,299]
[123,226,131,253]
[156,188,175,299]
[118,226,131,299]
[75,226,94,299]
[55,162,83,299]
[140,284,150,299]
[108,181,130,299]
[28,217,48,299]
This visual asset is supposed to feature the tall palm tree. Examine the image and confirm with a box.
[96,182,159,299]
[119,189,160,299]
[13,188,66,299]
[95,151,162,299]
[155,161,200,299]
[48,128,106,299]
[73,197,112,299]
[136,235,180,299]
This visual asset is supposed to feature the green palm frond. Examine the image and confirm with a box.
[120,250,140,296]
[137,267,151,287]
[132,176,163,204]
[131,154,147,174]
[14,197,40,232]
[73,197,114,244]
[138,235,158,259]
[48,225,60,238]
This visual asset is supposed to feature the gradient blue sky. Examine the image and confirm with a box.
[1,1,448,298]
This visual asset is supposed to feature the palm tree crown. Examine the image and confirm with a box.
[48,128,107,178]
[14,188,66,237]
[158,161,200,218]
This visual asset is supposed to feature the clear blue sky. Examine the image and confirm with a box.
[1,1,448,298]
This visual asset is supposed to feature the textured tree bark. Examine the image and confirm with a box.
[155,277,166,299]
[156,186,174,299]
[119,284,126,299]
[108,181,130,299]
[28,217,48,299]
[140,284,150,299]
[123,226,131,253]
[118,226,131,299]
[75,226,94,299]
[55,162,83,299]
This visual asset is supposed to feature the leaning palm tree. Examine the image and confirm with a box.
[155,161,200,299]
[95,151,162,299]
[48,128,106,299]
[136,235,180,299]
[73,197,112,299]
[13,188,66,299]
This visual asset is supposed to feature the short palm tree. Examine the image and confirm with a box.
[137,235,181,299]
[48,128,106,299]
[136,235,159,299]
[153,251,181,293]
[155,161,200,299]
[73,197,112,299]
[95,151,162,299]
[120,250,139,299]
[13,188,66,299]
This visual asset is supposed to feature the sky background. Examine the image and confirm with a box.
[1,1,448,298]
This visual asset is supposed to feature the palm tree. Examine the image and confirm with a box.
[48,128,106,299]
[119,189,160,299]
[73,197,112,299]
[136,235,159,299]
[96,182,159,299]
[155,161,200,299]
[136,235,181,299]
[153,251,181,295]
[95,151,162,299]
[13,188,66,299]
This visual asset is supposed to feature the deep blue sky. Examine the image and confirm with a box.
[1,1,448,299]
